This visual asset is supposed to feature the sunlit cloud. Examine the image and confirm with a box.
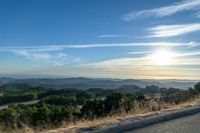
[122,0,200,21]
[79,50,200,69]
[175,51,200,57]
[147,49,175,66]
[78,55,200,79]
[79,57,145,69]
[1,42,199,68]
[1,42,200,79]
[146,23,200,38]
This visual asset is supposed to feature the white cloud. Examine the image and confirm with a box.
[14,50,52,61]
[56,53,67,58]
[127,50,200,59]
[147,23,200,38]
[13,50,67,66]
[122,0,200,21]
[127,51,152,55]
[188,41,199,47]
[175,51,200,57]
[0,42,199,68]
[0,42,192,52]
[73,58,81,62]
[98,34,127,38]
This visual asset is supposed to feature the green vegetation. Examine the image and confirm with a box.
[0,82,200,132]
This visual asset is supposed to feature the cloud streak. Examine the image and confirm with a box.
[0,42,195,53]
[80,51,200,69]
[127,51,152,55]
[195,11,200,18]
[147,23,200,38]
[122,0,200,21]
[98,34,127,38]
[1,42,196,67]
[0,42,199,70]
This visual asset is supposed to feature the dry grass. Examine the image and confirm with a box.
[2,98,200,133]
[0,126,34,133]
[39,98,200,133]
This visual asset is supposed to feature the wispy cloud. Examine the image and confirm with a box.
[0,42,199,68]
[126,50,200,59]
[13,50,67,66]
[78,54,200,79]
[122,0,200,21]
[188,41,199,47]
[195,11,200,18]
[175,51,200,57]
[146,23,200,38]
[80,51,200,69]
[79,57,144,69]
[98,34,127,38]
[127,51,152,55]
[0,42,194,53]
[14,50,51,61]
[73,57,81,62]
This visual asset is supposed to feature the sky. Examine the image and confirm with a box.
[0,0,200,79]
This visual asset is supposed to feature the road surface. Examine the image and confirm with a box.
[91,105,200,133]
[127,112,200,133]
[0,100,39,110]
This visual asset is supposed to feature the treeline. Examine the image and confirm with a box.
[162,83,200,104]
[0,83,199,132]
[0,87,45,106]
[0,92,145,130]
[0,87,114,106]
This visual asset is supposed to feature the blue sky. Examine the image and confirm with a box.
[0,0,200,79]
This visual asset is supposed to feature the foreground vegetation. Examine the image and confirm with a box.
[0,82,200,132]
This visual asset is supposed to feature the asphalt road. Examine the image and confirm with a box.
[0,100,39,110]
[127,112,200,133]
[92,105,200,133]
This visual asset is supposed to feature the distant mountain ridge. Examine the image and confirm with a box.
[0,77,198,90]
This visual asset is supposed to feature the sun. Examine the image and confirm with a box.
[149,49,175,66]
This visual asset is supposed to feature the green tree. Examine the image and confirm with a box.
[81,99,104,119]
[188,87,198,95]
[0,107,20,129]
[194,82,200,93]
[104,92,126,115]
[124,97,134,113]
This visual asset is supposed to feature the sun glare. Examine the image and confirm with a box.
[149,49,175,66]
